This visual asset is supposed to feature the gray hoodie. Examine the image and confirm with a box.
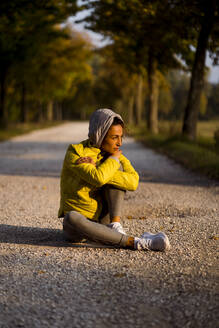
[88,108,124,148]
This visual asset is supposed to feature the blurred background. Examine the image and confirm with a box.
[0,0,218,145]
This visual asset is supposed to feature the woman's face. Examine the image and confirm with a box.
[101,124,123,154]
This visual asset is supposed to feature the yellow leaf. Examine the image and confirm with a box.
[209,235,219,240]
[114,273,126,278]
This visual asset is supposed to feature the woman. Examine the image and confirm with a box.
[58,108,170,251]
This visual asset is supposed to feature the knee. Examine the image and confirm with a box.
[65,211,92,232]
[65,211,85,226]
[63,211,86,242]
[105,185,125,198]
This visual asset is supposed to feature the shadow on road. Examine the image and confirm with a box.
[0,224,115,249]
[1,222,217,328]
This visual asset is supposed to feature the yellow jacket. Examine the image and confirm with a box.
[58,139,139,221]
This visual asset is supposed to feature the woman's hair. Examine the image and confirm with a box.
[111,117,124,128]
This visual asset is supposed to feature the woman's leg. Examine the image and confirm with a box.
[105,185,125,222]
[63,211,170,251]
[99,163,124,224]
[63,210,130,247]
[63,214,86,242]
[99,185,125,225]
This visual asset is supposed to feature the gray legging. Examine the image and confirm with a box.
[63,186,129,247]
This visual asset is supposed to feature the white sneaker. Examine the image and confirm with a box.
[135,232,170,251]
[107,222,126,234]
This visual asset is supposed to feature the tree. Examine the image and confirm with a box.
[0,0,78,125]
[182,0,219,139]
[80,0,192,133]
[158,72,173,118]
[31,27,93,121]
[206,82,219,119]
[85,49,139,122]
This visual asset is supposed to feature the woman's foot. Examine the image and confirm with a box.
[134,232,170,251]
[107,222,126,234]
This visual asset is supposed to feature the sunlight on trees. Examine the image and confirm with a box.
[0,0,218,139]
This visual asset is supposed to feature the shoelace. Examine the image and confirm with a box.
[136,238,151,250]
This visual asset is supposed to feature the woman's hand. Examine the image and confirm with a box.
[76,156,96,166]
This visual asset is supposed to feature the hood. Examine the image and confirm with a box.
[88,108,123,148]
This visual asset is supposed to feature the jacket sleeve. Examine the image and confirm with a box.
[107,154,139,191]
[63,149,120,187]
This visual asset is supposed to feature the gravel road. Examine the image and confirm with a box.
[0,122,218,328]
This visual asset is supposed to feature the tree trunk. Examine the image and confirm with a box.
[56,102,63,121]
[80,108,86,120]
[0,69,8,126]
[21,83,27,123]
[38,101,44,122]
[182,1,216,140]
[135,73,143,125]
[127,93,135,124]
[147,52,159,134]
[47,100,53,121]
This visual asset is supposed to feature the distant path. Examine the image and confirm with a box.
[0,121,210,184]
[0,122,218,328]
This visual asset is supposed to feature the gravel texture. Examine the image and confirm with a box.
[0,122,218,328]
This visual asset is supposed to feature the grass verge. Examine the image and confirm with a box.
[128,123,219,181]
[0,121,63,142]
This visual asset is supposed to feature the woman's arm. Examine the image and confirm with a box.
[107,154,139,191]
[63,150,120,187]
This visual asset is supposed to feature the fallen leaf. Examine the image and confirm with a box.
[114,273,126,278]
[37,270,46,274]
[209,235,219,240]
